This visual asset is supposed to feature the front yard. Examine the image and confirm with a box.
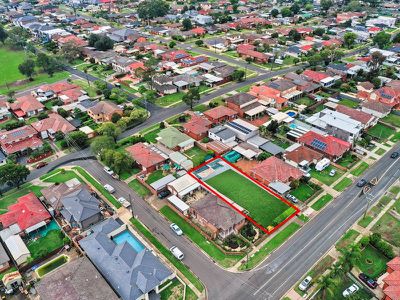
[310,166,344,186]
[356,245,390,279]
[372,211,400,247]
[0,184,43,214]
[336,229,360,250]
[350,162,369,177]
[333,177,353,192]
[337,153,359,169]
[368,123,395,141]
[128,179,151,198]
[290,182,321,202]
[155,92,185,107]
[311,194,334,211]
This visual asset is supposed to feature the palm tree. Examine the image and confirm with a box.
[318,275,334,300]
[338,244,361,272]
[329,262,343,278]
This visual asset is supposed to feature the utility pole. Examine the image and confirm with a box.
[129,194,134,217]
[363,193,374,219]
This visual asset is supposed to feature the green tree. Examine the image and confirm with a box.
[195,40,204,47]
[320,0,333,12]
[66,131,89,148]
[313,28,325,37]
[60,41,84,63]
[343,32,357,49]
[137,0,170,22]
[289,29,301,42]
[182,18,193,31]
[270,8,279,18]
[182,87,200,110]
[0,163,30,189]
[317,275,334,300]
[90,135,116,155]
[338,244,361,272]
[280,7,292,17]
[168,41,176,48]
[88,34,114,51]
[231,69,246,82]
[373,31,391,49]
[97,122,122,141]
[368,51,385,74]
[111,112,122,123]
[18,59,36,80]
[99,149,134,175]
[290,3,300,15]
[0,26,8,44]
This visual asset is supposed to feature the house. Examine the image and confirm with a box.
[0,100,11,121]
[125,142,167,173]
[356,82,375,101]
[111,56,136,73]
[237,44,269,63]
[153,75,178,95]
[266,79,303,102]
[382,257,400,300]
[191,194,246,239]
[204,106,237,124]
[34,82,79,100]
[298,131,351,161]
[302,70,339,87]
[87,101,123,123]
[41,180,83,210]
[249,85,288,110]
[0,243,10,273]
[250,156,303,185]
[58,87,86,105]
[193,14,213,25]
[0,192,51,234]
[157,127,195,151]
[161,50,190,63]
[225,93,259,118]
[0,125,43,155]
[167,173,200,199]
[225,119,258,141]
[366,16,396,28]
[283,144,323,169]
[79,218,174,300]
[9,94,44,118]
[208,126,236,145]
[361,101,392,119]
[368,84,400,109]
[191,27,206,36]
[31,113,76,139]
[1,235,30,265]
[36,257,119,300]
[284,72,320,94]
[57,34,88,47]
[182,115,212,140]
[333,104,376,128]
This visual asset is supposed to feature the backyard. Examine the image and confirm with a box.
[368,123,395,141]
[205,169,292,229]
[184,146,209,167]
[381,113,400,128]
[309,166,344,186]
[27,230,68,261]
[146,170,166,185]
[295,96,315,106]
[338,98,359,108]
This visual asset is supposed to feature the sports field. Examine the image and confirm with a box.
[205,169,291,229]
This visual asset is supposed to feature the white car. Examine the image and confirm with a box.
[329,169,336,177]
[170,246,184,260]
[343,284,359,297]
[170,223,183,236]
[118,197,131,208]
[103,184,115,194]
[118,197,126,203]
[298,276,312,291]
[103,167,114,176]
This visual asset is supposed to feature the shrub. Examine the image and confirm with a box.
[370,233,382,246]
[359,236,370,248]
[272,207,296,227]
[240,223,256,240]
[202,137,210,143]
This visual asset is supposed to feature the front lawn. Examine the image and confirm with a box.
[146,170,165,185]
[368,123,395,141]
[290,182,320,202]
[160,206,244,268]
[337,153,359,169]
[338,98,359,108]
[356,245,390,279]
[143,127,162,143]
[27,230,67,261]
[310,166,344,186]
[333,177,353,192]
[206,169,291,229]
[372,212,400,247]
[375,148,386,155]
[311,194,334,211]
[119,167,141,181]
[350,162,369,176]
[43,170,82,183]
[381,113,400,128]
[184,146,209,166]
[336,229,359,250]
[155,92,185,107]
[239,223,300,270]
[160,279,184,300]
[128,179,151,198]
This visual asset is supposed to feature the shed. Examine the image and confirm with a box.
[4,235,30,265]
[167,195,190,216]
[169,152,193,171]
[150,174,176,192]
[167,174,200,198]
[260,142,285,156]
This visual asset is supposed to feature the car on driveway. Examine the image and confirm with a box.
[286,194,298,203]
[391,152,399,159]
[170,223,183,236]
[103,166,114,176]
[298,276,312,291]
[356,179,367,187]
[343,284,359,297]
[358,273,377,289]
[329,169,336,177]
[158,190,170,199]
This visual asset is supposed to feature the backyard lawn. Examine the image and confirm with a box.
[205,169,292,229]
[350,162,369,176]
[128,179,151,198]
[184,146,209,166]
[311,194,334,211]
[146,170,166,185]
[356,245,390,279]
[333,177,353,192]
[310,166,344,186]
[295,96,314,106]
[0,184,43,214]
[372,212,400,247]
[338,98,359,108]
[155,92,185,107]
[368,123,395,141]
[27,230,67,261]
[382,113,400,128]
[160,206,244,268]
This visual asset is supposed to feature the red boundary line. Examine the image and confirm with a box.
[188,156,300,235]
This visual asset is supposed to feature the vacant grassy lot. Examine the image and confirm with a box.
[128,179,151,198]
[382,113,400,128]
[311,194,334,211]
[0,47,27,85]
[310,166,344,186]
[336,229,359,250]
[155,92,184,107]
[184,146,208,166]
[350,162,369,176]
[368,123,395,141]
[372,212,400,247]
[356,245,390,279]
[333,177,353,192]
[160,206,244,268]
[206,169,290,228]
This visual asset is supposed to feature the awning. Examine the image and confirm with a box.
[25,221,47,234]
[167,195,189,213]
[245,105,265,117]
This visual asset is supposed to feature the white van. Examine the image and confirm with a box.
[315,158,330,171]
[170,246,184,260]
[103,184,115,194]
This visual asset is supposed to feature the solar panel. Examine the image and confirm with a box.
[311,138,327,151]
[228,122,252,135]
[11,130,26,137]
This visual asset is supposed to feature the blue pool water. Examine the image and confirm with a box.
[289,123,297,129]
[29,220,60,239]
[286,111,296,117]
[113,230,145,252]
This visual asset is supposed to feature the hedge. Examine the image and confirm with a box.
[272,207,297,227]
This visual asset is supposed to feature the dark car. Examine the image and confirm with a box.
[157,190,171,199]
[358,273,378,289]
[35,161,48,169]
[356,179,367,187]
[390,152,399,159]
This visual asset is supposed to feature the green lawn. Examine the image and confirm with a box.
[295,96,314,106]
[146,170,165,185]
[390,132,400,143]
[235,84,252,93]
[336,229,360,250]
[358,216,374,228]
[368,123,395,141]
[37,255,68,277]
[337,153,359,169]
[160,206,244,268]
[310,166,344,186]
[333,177,353,192]
[338,98,359,108]
[72,79,98,97]
[184,146,208,166]
[356,245,390,279]
[27,230,67,261]
[160,279,184,300]
[375,148,386,155]
[290,183,318,202]
[128,179,151,198]
[239,223,300,270]
[130,219,204,292]
[206,169,291,229]
[143,128,162,143]
[372,212,400,247]
[155,92,185,107]
[390,186,400,195]
[311,194,334,211]
[119,167,141,181]
[73,167,121,208]
[0,47,27,85]
[381,113,400,128]
[43,170,82,183]
[193,104,208,112]
[0,185,43,214]
[350,162,369,176]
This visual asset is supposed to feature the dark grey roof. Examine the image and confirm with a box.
[209,126,236,140]
[226,93,257,106]
[260,142,284,155]
[267,79,296,92]
[79,219,173,300]
[0,151,6,163]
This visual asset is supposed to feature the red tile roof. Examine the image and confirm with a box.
[183,116,211,135]
[10,94,44,115]
[0,192,50,231]
[388,257,400,271]
[303,70,330,82]
[298,131,351,158]
[191,27,206,35]
[125,142,166,169]
[59,87,83,104]
[335,104,374,124]
[249,85,287,104]
[284,145,323,164]
[39,82,78,94]
[383,285,400,300]
[31,113,75,135]
[384,271,400,285]
[58,35,88,47]
[204,106,237,120]
[250,156,303,183]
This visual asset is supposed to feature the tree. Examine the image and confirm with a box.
[99,149,134,175]
[90,135,116,155]
[182,18,193,31]
[320,0,333,12]
[393,33,400,44]
[280,7,292,17]
[195,40,204,47]
[257,152,270,161]
[18,59,35,80]
[270,8,279,18]
[343,32,357,49]
[0,26,8,45]
[317,275,334,300]
[66,131,88,148]
[60,42,84,63]
[137,0,170,22]
[231,69,245,82]
[168,41,176,49]
[182,87,200,110]
[289,29,301,42]
[373,31,391,49]
[97,122,122,141]
[368,51,385,74]
[111,112,122,123]
[0,163,30,189]
[371,77,381,89]
[338,244,361,272]
[88,34,114,51]
[290,3,300,15]
[313,28,325,37]
[57,108,69,118]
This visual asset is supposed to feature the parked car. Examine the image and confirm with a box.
[103,167,114,176]
[358,273,377,289]
[298,276,312,291]
[118,197,126,204]
[170,223,183,236]
[103,184,115,193]
[343,284,359,297]
[35,162,48,169]
[158,190,171,199]
[356,179,367,187]
[329,169,336,177]
[286,194,298,204]
[170,246,184,260]
[390,152,399,159]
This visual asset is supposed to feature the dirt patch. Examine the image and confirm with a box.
[233,159,258,175]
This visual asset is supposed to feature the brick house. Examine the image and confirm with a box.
[0,125,43,155]
[87,101,123,123]
[204,106,238,124]
[9,94,44,118]
[125,142,167,173]
[31,113,76,139]
[225,93,258,117]
[248,85,289,110]
[182,115,212,140]
[382,257,400,300]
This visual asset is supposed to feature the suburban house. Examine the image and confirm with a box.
[368,83,400,109]
[41,180,83,210]
[0,125,43,155]
[208,126,237,145]
[284,72,320,94]
[87,101,123,123]
[302,70,340,87]
[250,156,303,185]
[0,243,11,273]
[58,87,86,105]
[361,101,392,118]
[283,144,323,169]
[8,94,44,118]
[183,115,212,140]
[249,85,289,110]
[0,100,11,121]
[330,103,376,129]
[190,194,246,239]
[125,142,167,173]
[167,174,200,199]
[31,113,76,139]
[266,79,303,102]
[33,82,79,101]
[79,218,174,300]
[382,257,400,300]
[157,127,195,151]
[298,131,351,161]
[0,234,30,265]
[225,93,260,118]
[153,75,178,95]
[237,44,269,63]
[161,50,190,63]
[356,82,375,101]
[204,106,237,124]
[225,119,258,141]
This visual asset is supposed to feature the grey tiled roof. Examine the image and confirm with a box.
[60,188,101,223]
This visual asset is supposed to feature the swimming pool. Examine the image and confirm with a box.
[113,230,145,252]
[29,220,60,239]
[289,123,297,129]
[286,111,296,117]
